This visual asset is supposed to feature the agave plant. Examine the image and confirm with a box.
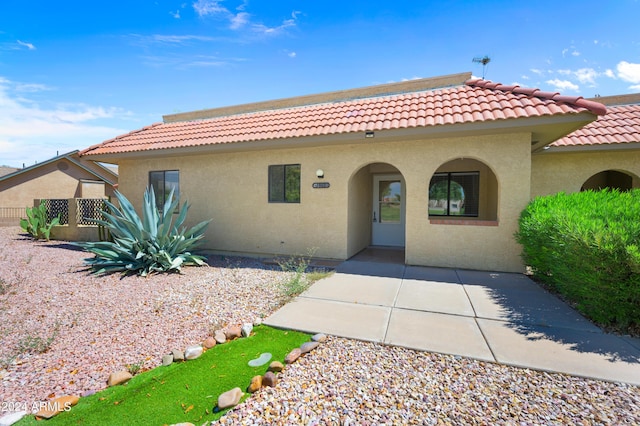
[77,186,210,276]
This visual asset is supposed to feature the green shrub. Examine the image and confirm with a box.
[77,186,210,276]
[516,189,640,334]
[20,201,60,241]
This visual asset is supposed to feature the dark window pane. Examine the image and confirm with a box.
[428,173,449,215]
[428,172,479,217]
[149,171,165,211]
[149,170,180,214]
[285,165,301,203]
[269,164,300,203]
[269,165,285,202]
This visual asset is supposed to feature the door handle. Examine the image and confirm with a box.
[373,211,377,222]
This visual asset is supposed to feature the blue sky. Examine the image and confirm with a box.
[1,0,639,166]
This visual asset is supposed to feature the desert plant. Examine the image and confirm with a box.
[20,201,60,241]
[76,186,211,276]
[126,360,145,375]
[277,249,331,299]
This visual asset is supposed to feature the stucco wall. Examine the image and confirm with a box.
[117,132,532,272]
[531,149,640,197]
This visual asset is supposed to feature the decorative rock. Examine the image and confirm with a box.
[184,345,203,360]
[203,336,217,349]
[35,395,80,419]
[311,333,327,343]
[262,371,277,387]
[107,371,133,387]
[169,423,195,426]
[81,390,97,398]
[214,330,226,344]
[247,375,262,393]
[268,361,284,373]
[0,411,28,426]
[284,348,302,364]
[253,317,263,326]
[248,352,272,367]
[225,325,242,340]
[172,349,184,361]
[241,322,253,337]
[217,387,243,409]
[162,354,174,366]
[300,341,320,354]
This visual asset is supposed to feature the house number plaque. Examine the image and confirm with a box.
[312,182,330,189]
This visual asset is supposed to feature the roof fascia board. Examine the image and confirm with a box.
[65,156,116,186]
[541,142,640,153]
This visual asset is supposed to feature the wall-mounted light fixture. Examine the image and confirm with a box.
[365,131,375,138]
[316,169,325,179]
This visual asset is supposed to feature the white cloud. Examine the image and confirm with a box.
[16,40,35,50]
[230,12,250,29]
[520,75,530,80]
[572,50,580,56]
[287,51,296,58]
[573,68,597,84]
[251,17,296,35]
[546,79,579,92]
[193,0,228,17]
[0,77,129,165]
[530,68,544,76]
[604,69,615,78]
[630,85,640,91]
[151,34,215,44]
[170,10,181,19]
[192,1,298,35]
[556,68,599,86]
[617,61,640,84]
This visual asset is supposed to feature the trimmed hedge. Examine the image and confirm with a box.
[516,189,640,334]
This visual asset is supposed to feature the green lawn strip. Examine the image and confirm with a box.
[18,326,310,426]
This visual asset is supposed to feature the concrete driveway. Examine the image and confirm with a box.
[265,257,640,385]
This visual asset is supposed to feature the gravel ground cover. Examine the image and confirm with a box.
[219,337,640,425]
[1,226,639,425]
[0,227,287,408]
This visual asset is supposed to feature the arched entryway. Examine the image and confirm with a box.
[581,170,636,191]
[347,162,406,258]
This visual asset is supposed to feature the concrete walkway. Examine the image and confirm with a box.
[266,258,640,385]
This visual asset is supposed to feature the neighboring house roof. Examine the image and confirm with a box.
[550,93,640,149]
[0,150,118,185]
[80,72,606,158]
[0,166,18,177]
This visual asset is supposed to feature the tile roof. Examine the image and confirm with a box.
[550,93,640,148]
[80,74,606,157]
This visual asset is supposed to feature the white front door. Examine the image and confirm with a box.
[372,174,405,246]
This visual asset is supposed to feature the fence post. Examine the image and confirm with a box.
[69,198,78,227]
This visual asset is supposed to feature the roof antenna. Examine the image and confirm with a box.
[472,56,491,79]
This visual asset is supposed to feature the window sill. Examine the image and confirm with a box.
[429,218,499,226]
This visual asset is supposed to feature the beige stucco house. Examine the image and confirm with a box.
[532,92,640,197]
[80,72,628,273]
[0,151,118,226]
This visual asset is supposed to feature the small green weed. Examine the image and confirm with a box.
[277,249,332,299]
[17,331,57,355]
[0,278,8,295]
[126,360,145,376]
